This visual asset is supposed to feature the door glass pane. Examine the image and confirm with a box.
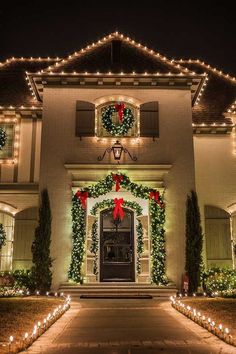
[102,208,132,263]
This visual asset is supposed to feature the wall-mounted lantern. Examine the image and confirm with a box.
[98,140,137,163]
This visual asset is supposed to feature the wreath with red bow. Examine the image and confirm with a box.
[101,102,134,136]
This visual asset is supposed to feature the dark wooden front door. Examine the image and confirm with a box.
[100,208,135,282]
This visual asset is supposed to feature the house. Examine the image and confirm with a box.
[0,32,235,290]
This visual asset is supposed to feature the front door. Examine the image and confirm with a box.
[100,208,135,282]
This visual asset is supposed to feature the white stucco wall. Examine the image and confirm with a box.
[194,132,236,263]
[39,87,195,289]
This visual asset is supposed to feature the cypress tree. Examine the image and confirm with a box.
[31,189,52,292]
[185,190,203,294]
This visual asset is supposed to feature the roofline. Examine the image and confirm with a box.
[27,71,207,106]
[41,31,190,75]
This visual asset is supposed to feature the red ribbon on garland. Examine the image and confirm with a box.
[114,102,125,122]
[75,190,89,209]
[149,190,164,208]
[113,198,125,220]
[112,173,124,191]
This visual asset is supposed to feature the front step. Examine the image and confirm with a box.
[59,282,178,298]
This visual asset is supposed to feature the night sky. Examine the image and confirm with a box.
[0,1,235,74]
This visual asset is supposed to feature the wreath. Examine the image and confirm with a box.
[0,128,7,150]
[101,103,134,136]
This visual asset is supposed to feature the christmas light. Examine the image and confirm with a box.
[171,296,234,346]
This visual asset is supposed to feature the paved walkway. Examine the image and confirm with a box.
[24,299,236,354]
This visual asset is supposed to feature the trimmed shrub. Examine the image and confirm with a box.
[202,267,236,293]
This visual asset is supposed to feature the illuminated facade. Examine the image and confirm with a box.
[0,32,235,289]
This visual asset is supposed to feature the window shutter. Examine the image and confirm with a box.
[76,101,95,137]
[140,101,159,137]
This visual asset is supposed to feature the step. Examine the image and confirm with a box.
[59,282,177,298]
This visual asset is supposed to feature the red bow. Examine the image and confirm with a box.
[113,198,124,220]
[75,190,88,209]
[114,102,125,122]
[149,190,164,208]
[112,174,124,191]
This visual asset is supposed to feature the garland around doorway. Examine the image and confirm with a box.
[68,172,167,285]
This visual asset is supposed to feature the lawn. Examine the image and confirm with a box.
[0,296,64,346]
[182,297,236,338]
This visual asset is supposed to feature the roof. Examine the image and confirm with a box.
[0,32,235,129]
[0,58,60,106]
[45,32,184,74]
[174,60,236,125]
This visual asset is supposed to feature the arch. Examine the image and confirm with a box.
[205,205,232,268]
[12,207,38,270]
[0,211,14,271]
[0,201,17,216]
[94,94,141,108]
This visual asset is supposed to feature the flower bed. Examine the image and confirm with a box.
[171,295,236,347]
[0,294,70,353]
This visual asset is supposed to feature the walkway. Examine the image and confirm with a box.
[25,299,236,354]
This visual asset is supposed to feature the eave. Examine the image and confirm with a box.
[27,72,206,106]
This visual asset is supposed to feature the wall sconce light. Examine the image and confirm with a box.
[98,140,137,163]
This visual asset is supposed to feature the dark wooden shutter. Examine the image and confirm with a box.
[76,101,95,137]
[140,101,159,137]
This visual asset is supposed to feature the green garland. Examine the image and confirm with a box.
[102,105,134,136]
[0,128,7,150]
[90,199,144,276]
[68,196,86,283]
[150,200,167,284]
[0,223,7,250]
[69,172,166,285]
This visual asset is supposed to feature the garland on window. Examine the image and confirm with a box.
[0,223,7,250]
[90,199,144,276]
[69,172,166,285]
[101,103,134,136]
[0,128,7,150]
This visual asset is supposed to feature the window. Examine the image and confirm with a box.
[96,101,138,138]
[0,123,15,159]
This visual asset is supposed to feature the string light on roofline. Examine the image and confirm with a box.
[175,59,236,83]
[42,31,189,74]
[0,57,60,68]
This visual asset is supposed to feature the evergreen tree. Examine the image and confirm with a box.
[0,223,6,250]
[185,190,203,293]
[31,189,52,292]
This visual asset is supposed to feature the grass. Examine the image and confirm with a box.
[182,297,236,338]
[0,296,64,345]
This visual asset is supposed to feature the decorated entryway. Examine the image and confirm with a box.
[66,166,171,286]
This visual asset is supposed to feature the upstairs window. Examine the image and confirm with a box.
[96,101,138,138]
[76,100,159,138]
[0,123,15,160]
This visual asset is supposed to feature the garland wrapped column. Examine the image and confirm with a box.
[150,199,167,284]
[68,196,86,283]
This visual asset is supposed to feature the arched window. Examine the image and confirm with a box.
[96,101,138,137]
[205,206,232,267]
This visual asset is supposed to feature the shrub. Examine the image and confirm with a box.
[202,267,236,293]
[12,269,35,291]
